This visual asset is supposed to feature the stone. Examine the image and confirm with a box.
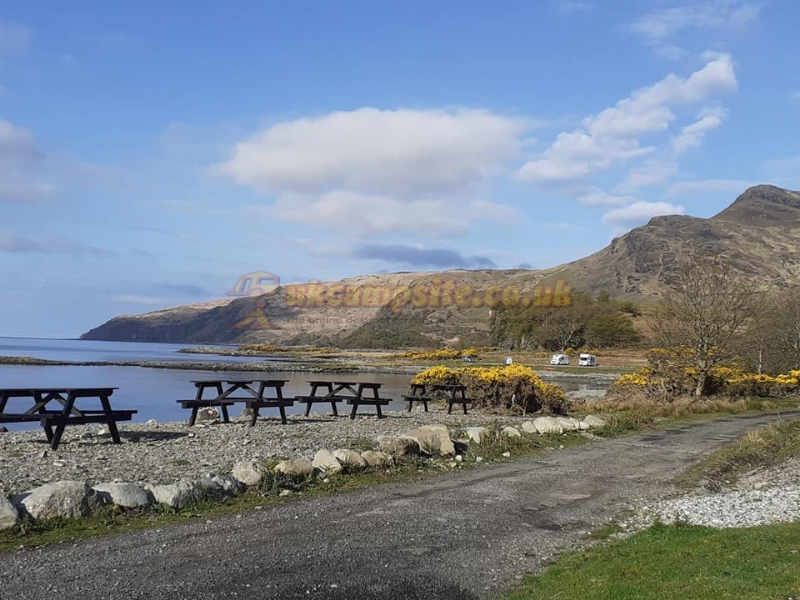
[0,495,18,531]
[146,419,158,425]
[502,452,511,457]
[400,425,455,456]
[501,426,522,438]
[333,449,368,468]
[377,435,421,456]
[274,458,314,479]
[578,421,591,430]
[312,449,342,474]
[361,451,391,468]
[196,475,242,499]
[533,417,563,435]
[92,482,153,509]
[232,459,267,487]
[148,480,203,509]
[584,414,607,428]
[556,417,581,432]
[521,421,538,434]
[195,407,220,423]
[465,427,489,444]
[13,481,103,520]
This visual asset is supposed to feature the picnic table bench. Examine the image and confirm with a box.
[401,383,472,414]
[294,381,391,419]
[178,379,292,426]
[0,387,136,450]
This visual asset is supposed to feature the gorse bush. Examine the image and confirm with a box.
[412,364,568,415]
[397,347,481,361]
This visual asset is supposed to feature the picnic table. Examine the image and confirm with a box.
[294,381,391,419]
[178,379,292,426]
[0,387,136,450]
[401,382,472,414]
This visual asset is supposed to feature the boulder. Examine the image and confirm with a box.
[210,474,243,496]
[333,449,367,468]
[400,425,455,456]
[195,407,219,423]
[0,496,18,531]
[148,480,203,509]
[533,416,563,435]
[232,459,267,487]
[196,475,243,499]
[92,482,153,509]
[584,414,607,428]
[377,435,421,456]
[312,449,342,474]
[465,427,489,444]
[501,426,522,438]
[274,458,314,479]
[556,416,581,432]
[521,421,538,434]
[13,481,103,520]
[360,451,391,468]
[578,420,591,430]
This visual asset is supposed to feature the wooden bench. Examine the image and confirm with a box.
[180,380,292,426]
[346,397,390,419]
[177,399,238,426]
[294,395,346,417]
[401,383,473,414]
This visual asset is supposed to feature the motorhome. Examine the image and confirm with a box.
[578,353,597,367]
[550,354,570,365]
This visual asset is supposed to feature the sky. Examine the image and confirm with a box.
[1,0,799,338]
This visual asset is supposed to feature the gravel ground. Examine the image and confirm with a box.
[0,408,532,495]
[4,411,798,600]
[632,456,800,529]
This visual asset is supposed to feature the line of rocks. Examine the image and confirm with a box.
[0,414,607,532]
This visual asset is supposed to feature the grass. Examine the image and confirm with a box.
[674,418,800,490]
[505,522,800,600]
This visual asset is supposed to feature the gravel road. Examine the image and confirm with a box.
[4,410,798,600]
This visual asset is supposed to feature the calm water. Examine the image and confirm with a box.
[0,338,607,431]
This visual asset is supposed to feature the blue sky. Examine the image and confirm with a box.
[1,0,798,337]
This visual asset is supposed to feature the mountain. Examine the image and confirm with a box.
[81,184,800,347]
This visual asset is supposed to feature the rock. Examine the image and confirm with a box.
[521,421,538,434]
[92,482,153,509]
[0,496,18,531]
[556,417,581,432]
[502,426,522,438]
[146,419,158,425]
[196,475,242,499]
[361,451,391,468]
[312,449,342,474]
[232,459,267,487]
[13,481,103,520]
[274,458,314,479]
[502,452,511,457]
[195,407,220,423]
[584,414,607,428]
[148,480,203,509]
[533,416,563,435]
[399,425,455,456]
[465,427,489,444]
[210,474,243,496]
[377,435,421,456]
[578,421,591,430]
[333,449,368,468]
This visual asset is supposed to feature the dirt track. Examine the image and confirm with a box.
[4,410,798,600]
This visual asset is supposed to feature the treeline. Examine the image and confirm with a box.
[489,290,642,351]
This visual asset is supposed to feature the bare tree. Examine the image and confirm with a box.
[652,253,760,396]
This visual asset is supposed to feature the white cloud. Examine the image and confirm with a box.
[0,22,30,55]
[672,106,726,154]
[665,178,754,196]
[517,54,736,188]
[576,188,639,207]
[0,120,41,161]
[631,1,761,57]
[602,201,685,226]
[216,108,529,235]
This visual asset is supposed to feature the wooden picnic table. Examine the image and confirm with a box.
[0,387,136,450]
[179,379,292,426]
[401,382,472,414]
[294,380,390,419]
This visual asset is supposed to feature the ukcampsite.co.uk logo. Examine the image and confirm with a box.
[282,278,574,311]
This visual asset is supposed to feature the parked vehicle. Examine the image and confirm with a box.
[550,354,570,365]
[578,353,597,367]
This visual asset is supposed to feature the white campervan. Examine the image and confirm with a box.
[578,353,597,367]
[550,354,570,365]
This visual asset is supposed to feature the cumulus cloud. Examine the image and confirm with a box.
[353,243,497,269]
[215,108,528,235]
[672,106,726,154]
[602,201,685,226]
[630,1,761,58]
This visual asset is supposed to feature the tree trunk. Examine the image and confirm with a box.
[694,372,706,397]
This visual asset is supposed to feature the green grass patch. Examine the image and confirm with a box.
[674,418,800,490]
[505,522,800,600]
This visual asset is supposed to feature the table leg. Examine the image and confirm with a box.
[349,400,359,420]
[278,405,287,424]
[220,403,230,423]
[376,401,384,419]
[249,405,259,427]
[100,394,122,443]
[189,407,199,426]
[331,401,338,417]
[305,401,313,417]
